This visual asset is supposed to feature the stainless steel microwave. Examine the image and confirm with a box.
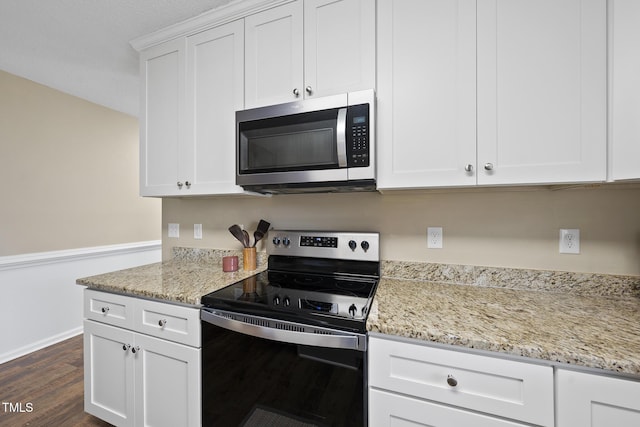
[236,90,375,194]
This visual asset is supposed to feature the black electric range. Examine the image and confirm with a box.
[201,231,380,334]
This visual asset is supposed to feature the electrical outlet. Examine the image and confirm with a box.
[194,224,203,240]
[559,229,580,254]
[168,223,179,238]
[427,227,443,249]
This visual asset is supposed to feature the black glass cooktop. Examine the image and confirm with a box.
[201,257,380,333]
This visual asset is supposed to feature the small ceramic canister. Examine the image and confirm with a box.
[222,255,239,272]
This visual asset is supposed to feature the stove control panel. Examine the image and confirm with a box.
[268,230,379,262]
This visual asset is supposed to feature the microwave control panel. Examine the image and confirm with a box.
[346,103,370,167]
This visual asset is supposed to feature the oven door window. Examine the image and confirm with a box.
[202,322,364,426]
[239,109,342,174]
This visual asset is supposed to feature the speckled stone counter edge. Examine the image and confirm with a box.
[382,260,640,298]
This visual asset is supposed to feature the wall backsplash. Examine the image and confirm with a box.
[162,184,640,276]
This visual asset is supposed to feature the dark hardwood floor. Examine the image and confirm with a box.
[0,335,111,427]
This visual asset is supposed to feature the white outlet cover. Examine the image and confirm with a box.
[168,223,179,238]
[427,227,443,249]
[194,224,203,240]
[559,229,580,254]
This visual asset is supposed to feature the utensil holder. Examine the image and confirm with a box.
[242,247,257,271]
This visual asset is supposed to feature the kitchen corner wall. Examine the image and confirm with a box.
[163,184,640,276]
[0,70,161,256]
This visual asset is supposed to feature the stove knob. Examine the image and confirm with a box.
[283,296,290,307]
[349,304,357,317]
[273,237,281,246]
[348,240,357,251]
[273,295,280,305]
[283,237,291,247]
[361,241,370,252]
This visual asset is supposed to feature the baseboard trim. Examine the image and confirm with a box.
[0,327,83,365]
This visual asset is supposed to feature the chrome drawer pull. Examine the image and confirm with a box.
[158,319,167,327]
[101,307,109,314]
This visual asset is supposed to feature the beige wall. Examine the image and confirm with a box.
[0,70,161,256]
[163,184,640,276]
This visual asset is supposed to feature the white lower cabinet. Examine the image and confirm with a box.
[370,389,530,427]
[556,369,640,427]
[83,290,201,427]
[368,334,554,427]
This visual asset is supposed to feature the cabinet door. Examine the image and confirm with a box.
[139,38,186,196]
[609,0,640,181]
[185,21,245,195]
[84,320,135,427]
[477,0,606,185]
[134,333,201,427]
[556,369,640,427]
[377,0,477,189]
[370,389,530,427]
[304,0,375,98]
[245,1,303,108]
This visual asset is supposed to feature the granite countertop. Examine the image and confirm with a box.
[76,248,267,305]
[77,248,640,376]
[367,261,640,376]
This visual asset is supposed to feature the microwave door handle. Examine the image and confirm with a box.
[336,108,348,167]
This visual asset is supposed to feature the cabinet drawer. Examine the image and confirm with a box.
[369,335,554,426]
[134,298,200,347]
[370,389,529,427]
[84,289,134,329]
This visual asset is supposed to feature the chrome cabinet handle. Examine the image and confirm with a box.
[177,181,183,189]
[447,375,458,387]
[293,88,300,97]
[122,344,130,352]
[185,181,191,189]
[464,164,473,172]
[101,307,109,314]
[158,319,167,327]
[131,346,140,354]
[305,86,313,95]
[484,163,494,171]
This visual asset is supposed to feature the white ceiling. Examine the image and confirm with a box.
[0,0,234,117]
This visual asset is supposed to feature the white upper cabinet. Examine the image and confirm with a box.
[185,21,245,195]
[477,0,607,185]
[245,0,375,108]
[377,0,607,190]
[139,20,245,197]
[377,0,477,189]
[139,39,185,196]
[245,1,304,108]
[609,0,640,181]
[304,0,375,98]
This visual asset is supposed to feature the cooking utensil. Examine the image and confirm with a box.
[253,219,271,247]
[228,224,246,247]
[242,230,251,248]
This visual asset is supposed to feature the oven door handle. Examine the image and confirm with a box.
[201,309,364,351]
